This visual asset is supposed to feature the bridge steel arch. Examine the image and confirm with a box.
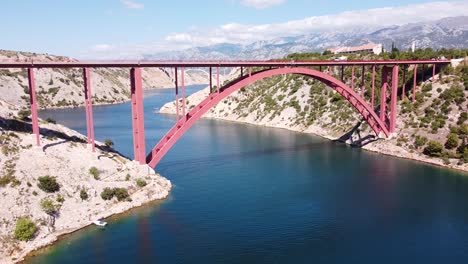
[146,67,390,168]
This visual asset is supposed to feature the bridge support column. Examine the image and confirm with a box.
[249,67,252,77]
[130,67,146,165]
[351,65,355,90]
[209,67,212,93]
[181,67,186,120]
[27,68,40,146]
[371,65,376,108]
[389,65,399,133]
[241,67,243,77]
[401,66,406,100]
[175,67,179,121]
[380,66,388,124]
[83,68,95,152]
[217,66,220,94]
[361,65,365,97]
[412,65,418,103]
[341,65,344,82]
[432,64,436,83]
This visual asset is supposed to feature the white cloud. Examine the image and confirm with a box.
[162,1,468,46]
[82,1,468,59]
[120,0,144,10]
[92,44,113,52]
[240,0,286,9]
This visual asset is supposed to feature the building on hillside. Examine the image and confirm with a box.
[328,43,383,55]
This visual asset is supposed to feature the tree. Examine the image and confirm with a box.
[445,133,459,149]
[37,176,60,193]
[423,141,443,157]
[14,217,37,241]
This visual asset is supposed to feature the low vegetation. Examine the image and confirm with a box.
[89,167,100,180]
[100,187,130,201]
[37,176,60,193]
[136,178,147,187]
[14,217,37,241]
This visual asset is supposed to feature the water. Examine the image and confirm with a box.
[30,85,468,263]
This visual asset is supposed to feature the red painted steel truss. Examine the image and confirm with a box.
[0,59,450,168]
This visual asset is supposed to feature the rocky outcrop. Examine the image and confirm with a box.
[0,99,172,263]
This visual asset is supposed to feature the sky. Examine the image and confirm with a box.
[1,0,467,59]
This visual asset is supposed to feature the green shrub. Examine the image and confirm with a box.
[125,174,130,181]
[458,112,468,125]
[89,167,100,180]
[423,141,443,157]
[100,187,129,201]
[136,179,147,187]
[100,187,114,200]
[114,188,130,201]
[104,139,114,148]
[17,109,31,120]
[0,175,15,187]
[37,176,60,193]
[445,133,459,149]
[56,194,65,203]
[41,198,59,215]
[45,117,56,124]
[14,217,37,241]
[80,189,89,201]
[414,135,428,148]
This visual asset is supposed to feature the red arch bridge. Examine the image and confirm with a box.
[0,59,450,168]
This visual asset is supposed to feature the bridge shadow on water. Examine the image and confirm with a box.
[157,140,339,172]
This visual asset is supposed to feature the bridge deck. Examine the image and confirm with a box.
[0,59,451,68]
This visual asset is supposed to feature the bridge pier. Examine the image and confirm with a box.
[401,65,407,100]
[175,67,180,122]
[371,65,376,108]
[130,67,146,165]
[412,65,418,103]
[361,65,365,97]
[380,66,388,124]
[27,68,40,146]
[83,68,95,152]
[181,67,186,120]
[217,66,220,94]
[389,65,399,133]
[209,67,212,93]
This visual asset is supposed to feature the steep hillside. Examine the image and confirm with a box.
[0,50,208,109]
[0,99,171,263]
[161,51,468,172]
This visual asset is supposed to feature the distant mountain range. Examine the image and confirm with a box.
[146,16,468,60]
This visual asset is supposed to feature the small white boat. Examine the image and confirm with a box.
[92,219,107,227]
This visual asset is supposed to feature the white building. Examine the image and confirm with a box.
[328,43,383,55]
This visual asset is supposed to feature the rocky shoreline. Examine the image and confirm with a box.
[158,83,468,173]
[0,100,172,263]
[16,181,172,264]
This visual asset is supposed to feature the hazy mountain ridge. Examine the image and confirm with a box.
[147,16,468,60]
